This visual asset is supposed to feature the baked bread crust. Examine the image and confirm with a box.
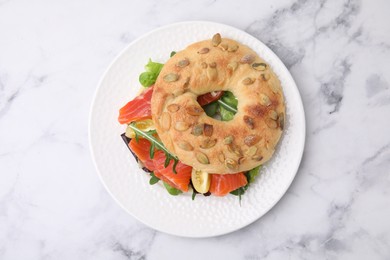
[151,34,285,174]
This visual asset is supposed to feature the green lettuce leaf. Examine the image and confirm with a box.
[139,59,164,87]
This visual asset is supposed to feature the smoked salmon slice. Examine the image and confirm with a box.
[119,86,222,124]
[128,138,155,171]
[209,172,248,196]
[153,151,192,192]
[118,86,154,124]
[128,137,192,192]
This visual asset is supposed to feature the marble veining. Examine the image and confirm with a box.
[1,0,390,259]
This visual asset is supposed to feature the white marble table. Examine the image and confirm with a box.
[1,0,389,259]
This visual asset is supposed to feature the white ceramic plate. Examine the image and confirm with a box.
[89,21,305,238]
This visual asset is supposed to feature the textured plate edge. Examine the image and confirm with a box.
[88,20,306,238]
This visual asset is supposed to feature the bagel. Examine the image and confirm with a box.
[151,34,285,174]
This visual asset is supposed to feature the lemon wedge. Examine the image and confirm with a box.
[125,119,155,138]
[191,168,210,194]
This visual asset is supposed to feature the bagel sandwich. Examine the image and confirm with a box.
[118,33,285,198]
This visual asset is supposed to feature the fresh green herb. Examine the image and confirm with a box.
[217,99,237,114]
[163,182,182,195]
[203,101,218,117]
[230,186,246,204]
[149,172,160,185]
[128,123,179,173]
[221,91,238,108]
[170,51,176,57]
[217,91,238,117]
[149,142,155,159]
[247,166,261,184]
[192,189,197,200]
[139,59,164,87]
[230,166,262,202]
[219,104,235,121]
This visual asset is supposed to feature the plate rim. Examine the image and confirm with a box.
[88,20,306,238]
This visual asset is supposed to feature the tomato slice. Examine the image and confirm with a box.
[197,91,224,106]
[118,86,154,124]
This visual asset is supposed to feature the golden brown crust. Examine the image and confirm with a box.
[151,34,285,174]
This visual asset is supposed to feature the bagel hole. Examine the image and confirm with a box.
[198,91,238,121]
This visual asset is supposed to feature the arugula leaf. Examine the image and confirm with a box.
[247,166,261,184]
[163,182,182,196]
[149,142,155,159]
[203,102,218,117]
[219,105,235,121]
[128,123,179,173]
[149,172,160,185]
[221,91,238,107]
[192,189,197,200]
[139,59,164,87]
[230,166,262,200]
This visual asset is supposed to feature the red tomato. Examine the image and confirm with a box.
[197,91,224,106]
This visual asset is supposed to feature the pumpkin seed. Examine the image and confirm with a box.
[246,146,258,156]
[203,124,213,136]
[177,59,189,68]
[240,54,255,64]
[252,155,263,161]
[268,109,278,120]
[265,140,270,150]
[200,138,217,149]
[223,135,233,144]
[242,77,254,85]
[228,45,239,52]
[227,61,238,73]
[259,93,271,106]
[161,112,171,130]
[225,158,238,170]
[207,67,217,81]
[173,89,184,97]
[175,121,190,131]
[209,62,216,68]
[261,73,270,81]
[183,77,190,89]
[212,33,222,46]
[244,135,260,146]
[270,82,279,94]
[252,62,267,71]
[196,152,209,164]
[238,157,246,165]
[198,48,210,54]
[278,112,285,130]
[177,140,193,151]
[163,73,179,82]
[265,118,277,129]
[186,105,203,116]
[191,124,204,136]
[219,42,228,51]
[167,104,180,113]
[227,143,242,156]
[244,115,255,129]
